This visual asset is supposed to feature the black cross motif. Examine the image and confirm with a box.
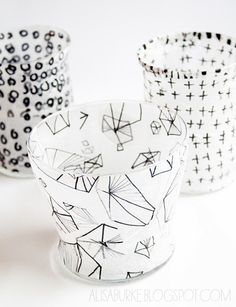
[218,46,224,54]
[199,106,206,116]
[186,179,192,186]
[186,92,194,101]
[225,118,230,125]
[186,107,193,115]
[203,153,210,160]
[222,105,227,113]
[228,49,233,56]
[180,56,185,63]
[204,44,211,52]
[210,176,215,183]
[223,78,228,85]
[199,91,207,100]
[205,165,212,172]
[216,148,222,157]
[174,105,181,113]
[203,133,210,147]
[156,89,166,96]
[154,80,161,86]
[192,155,199,164]
[219,131,225,144]
[199,57,207,65]
[171,91,179,99]
[196,119,203,129]
[189,133,196,142]
[210,58,216,66]
[211,80,218,87]
[214,119,220,129]
[187,120,194,128]
[185,55,192,62]
[199,178,204,183]
[208,106,215,116]
[168,78,175,89]
[193,141,200,148]
[226,88,231,98]
[199,80,207,89]
[193,166,199,174]
[217,161,223,168]
[184,81,194,89]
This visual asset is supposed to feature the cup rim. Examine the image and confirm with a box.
[27,100,188,178]
[137,31,236,79]
[0,25,71,67]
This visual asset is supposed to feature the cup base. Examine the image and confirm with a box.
[0,167,34,179]
[50,241,175,284]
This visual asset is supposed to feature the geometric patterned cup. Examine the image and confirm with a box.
[138,32,236,194]
[0,26,72,177]
[28,101,188,282]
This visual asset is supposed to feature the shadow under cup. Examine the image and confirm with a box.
[0,26,72,177]
[28,101,187,282]
[138,31,236,194]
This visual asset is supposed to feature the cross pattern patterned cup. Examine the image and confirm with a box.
[28,101,187,282]
[138,31,236,194]
[0,26,72,177]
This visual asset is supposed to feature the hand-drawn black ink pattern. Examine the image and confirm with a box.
[138,31,236,192]
[134,236,155,258]
[97,175,155,226]
[45,111,70,135]
[131,149,160,169]
[150,120,161,135]
[78,224,123,259]
[149,156,173,177]
[126,271,144,279]
[159,110,182,136]
[45,148,103,174]
[102,103,142,151]
[63,203,97,225]
[79,111,89,129]
[58,240,102,280]
[0,26,72,176]
[49,196,79,233]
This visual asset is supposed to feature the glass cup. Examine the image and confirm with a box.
[28,101,188,282]
[0,25,72,177]
[138,31,236,194]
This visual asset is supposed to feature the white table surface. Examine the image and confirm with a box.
[0,0,236,306]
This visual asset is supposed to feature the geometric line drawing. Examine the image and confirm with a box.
[150,120,161,135]
[131,149,161,169]
[63,203,97,225]
[45,111,70,135]
[45,148,103,174]
[149,156,173,177]
[134,236,155,258]
[97,175,155,227]
[31,157,99,193]
[58,240,102,280]
[80,111,89,129]
[49,196,79,233]
[78,223,123,259]
[126,271,143,279]
[102,103,142,151]
[163,170,180,223]
[159,110,182,136]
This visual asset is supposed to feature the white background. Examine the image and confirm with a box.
[0,0,236,306]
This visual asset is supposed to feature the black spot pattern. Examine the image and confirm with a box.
[0,26,72,176]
